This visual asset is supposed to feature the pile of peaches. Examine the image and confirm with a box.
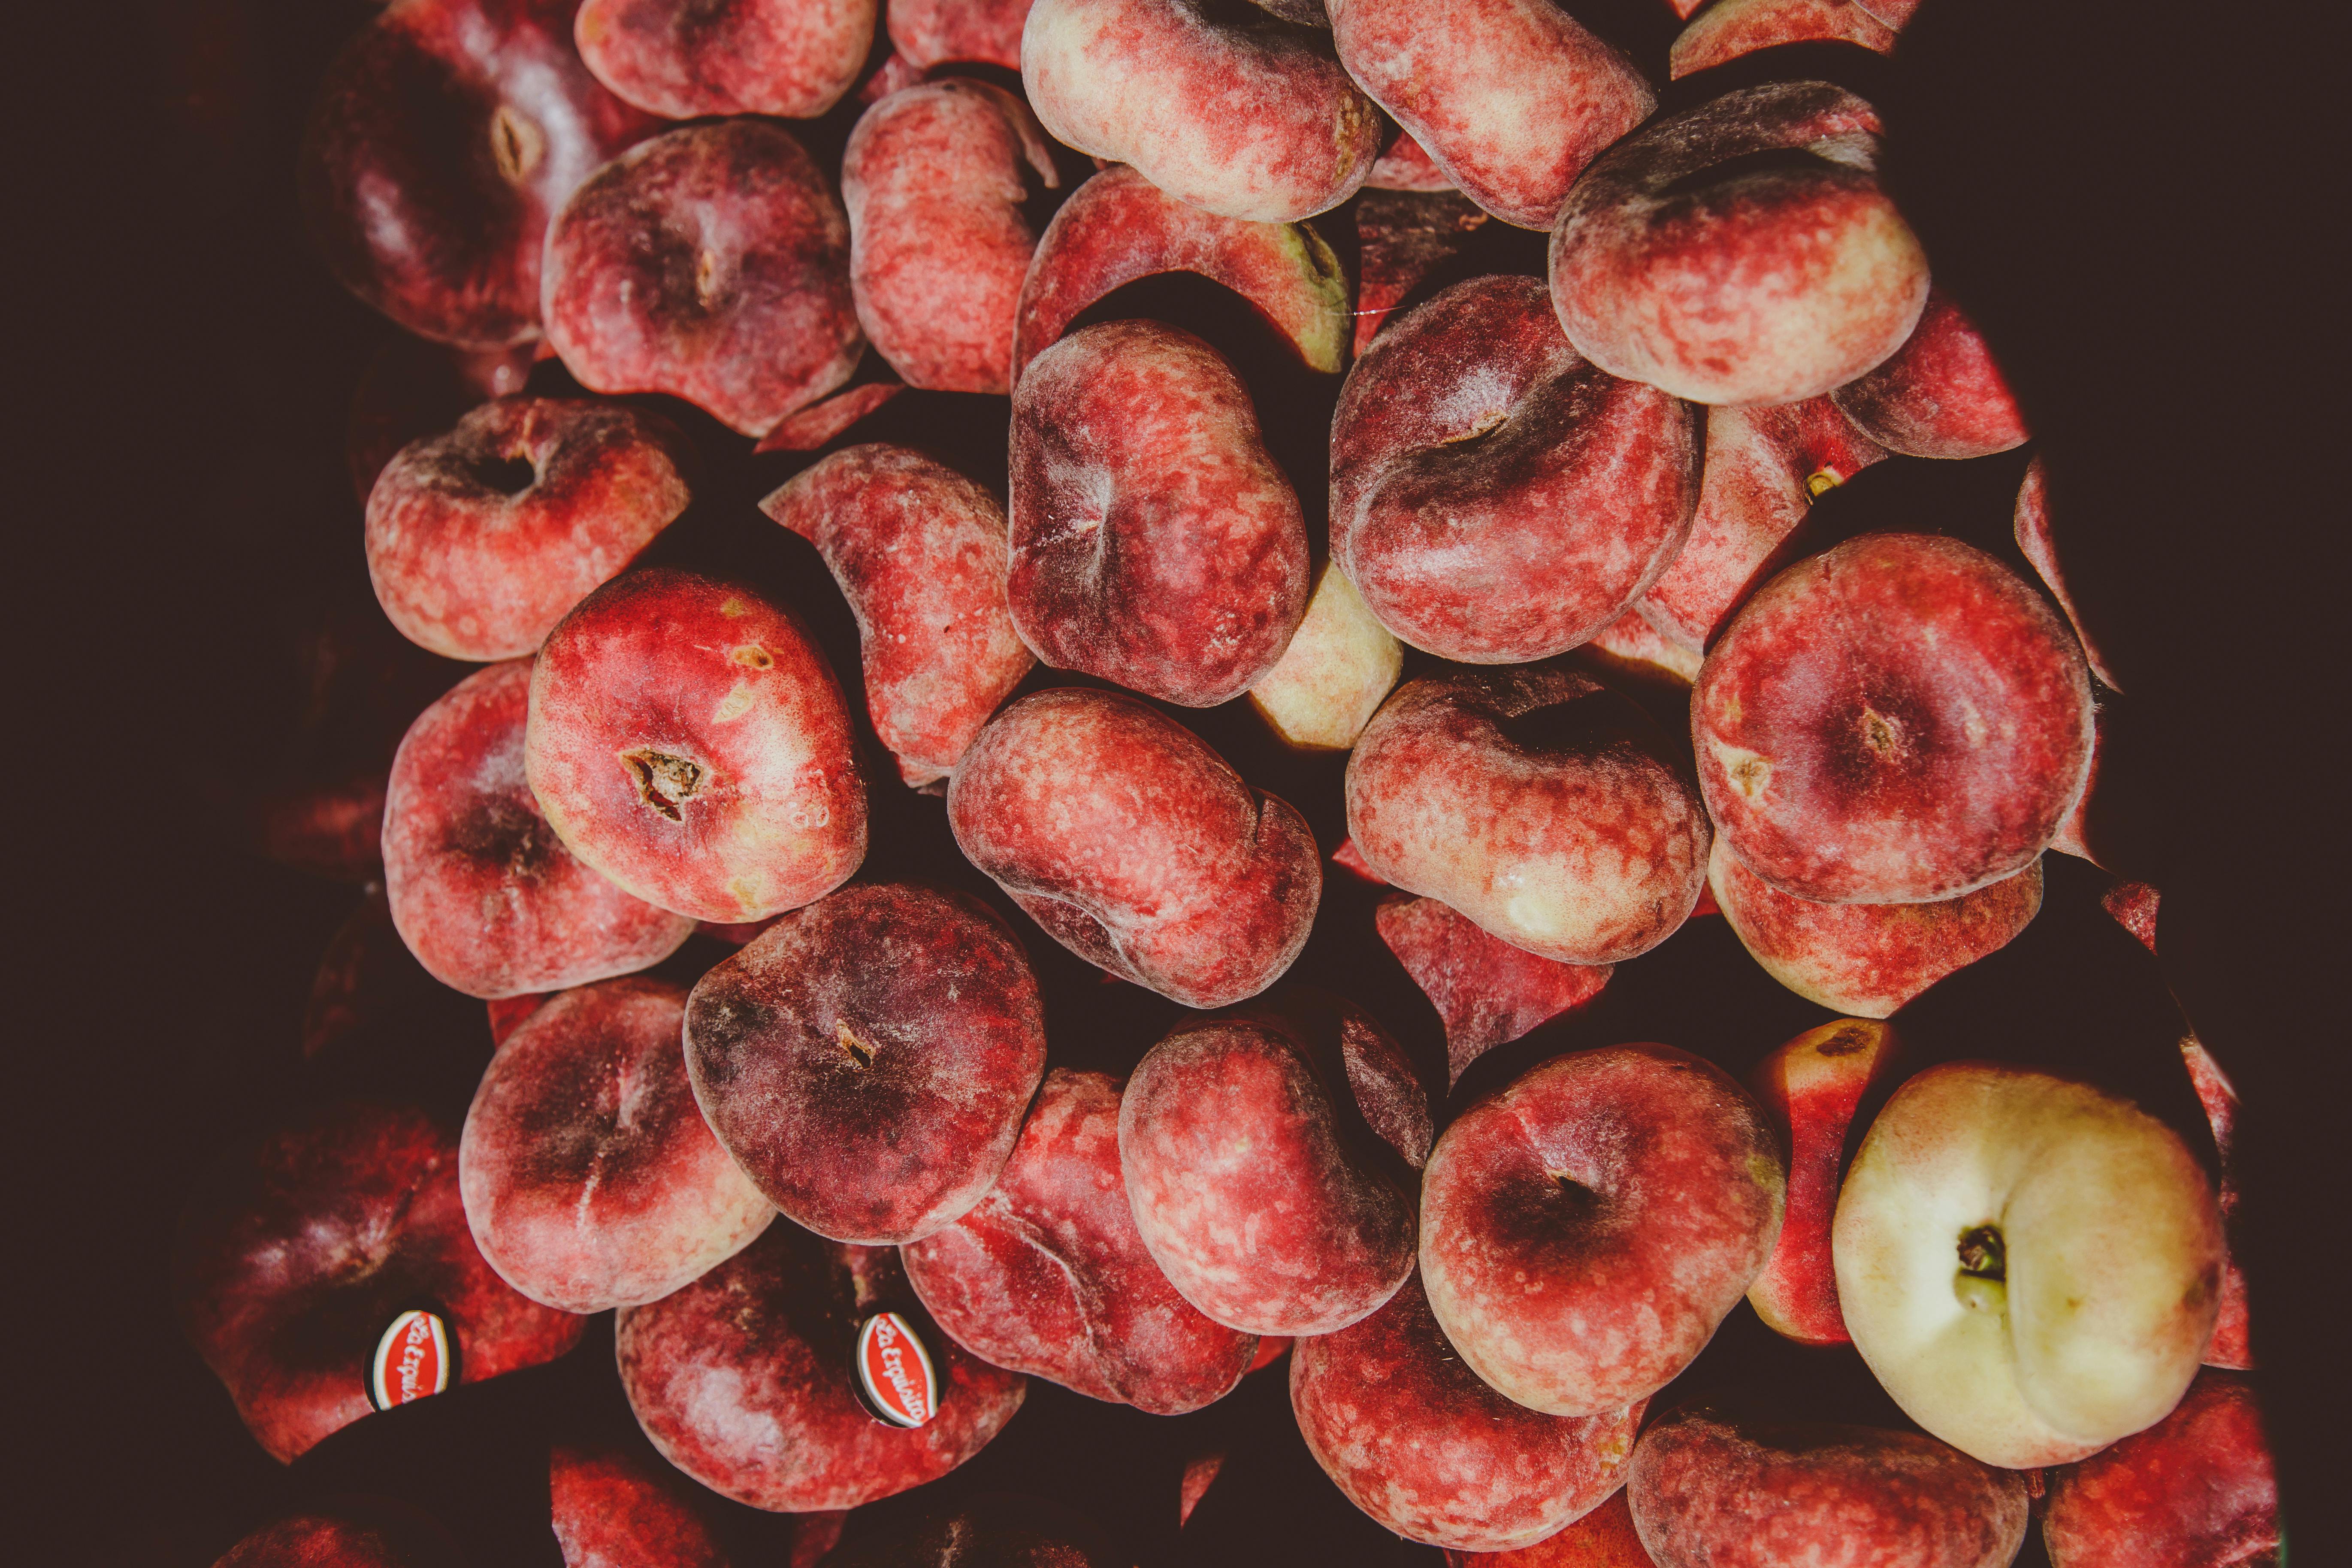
[187,0,2279,1565]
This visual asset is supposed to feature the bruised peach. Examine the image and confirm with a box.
[1627,1407,2030,1568]
[1351,187,1489,355]
[367,398,692,663]
[902,1069,1259,1414]
[1327,0,1653,230]
[2041,1371,2280,1568]
[1121,991,1427,1336]
[1419,1045,1784,1416]
[889,0,1033,69]
[1346,668,1711,965]
[948,689,1319,1007]
[575,0,874,121]
[1669,0,1897,79]
[685,882,1046,1244]
[460,978,774,1313]
[526,568,867,924]
[1832,286,2029,459]
[1375,893,1612,1087]
[618,1224,1024,1511]
[2015,455,2125,691]
[299,0,659,347]
[1013,163,1348,377]
[1550,82,1928,406]
[1247,558,1404,750]
[844,80,1058,395]
[1294,1270,1643,1551]
[542,119,861,437]
[384,659,694,998]
[1022,0,1379,222]
[762,445,1033,785]
[1331,275,1698,664]
[1009,320,1310,706]
[1636,395,1883,653]
[1693,533,2094,905]
[1710,840,2044,1018]
[552,1442,732,1568]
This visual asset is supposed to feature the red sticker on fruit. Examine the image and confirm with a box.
[854,1311,938,1429]
[368,1308,451,1411]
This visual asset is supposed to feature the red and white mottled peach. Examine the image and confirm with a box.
[2041,1371,2279,1568]
[1832,285,2029,459]
[888,0,1033,69]
[575,0,874,121]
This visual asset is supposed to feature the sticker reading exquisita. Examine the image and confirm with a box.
[367,1308,453,1411]
[853,1311,939,1429]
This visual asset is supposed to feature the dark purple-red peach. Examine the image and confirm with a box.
[1375,893,1612,1087]
[575,0,874,121]
[1833,285,2030,460]
[347,333,538,506]
[552,1442,732,1568]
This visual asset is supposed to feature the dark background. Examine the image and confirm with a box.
[15,0,2343,1562]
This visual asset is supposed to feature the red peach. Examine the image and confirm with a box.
[174,1101,585,1462]
[213,1502,462,1568]
[525,568,868,924]
[1009,320,1310,706]
[1021,0,1380,222]
[1350,187,1490,355]
[551,1442,732,1568]
[752,382,905,454]
[1418,1044,1784,1416]
[1365,127,1455,193]
[1669,0,1897,79]
[1832,285,2030,459]
[2014,455,2126,690]
[1627,1406,2030,1568]
[1375,893,1613,1087]
[542,119,862,437]
[1693,532,2095,904]
[366,397,692,663]
[1293,1269,1644,1550]
[2041,1371,2280,1568]
[1441,1490,1655,1567]
[460,978,775,1312]
[487,991,552,1046]
[2181,1038,2254,1369]
[845,80,1058,395]
[889,0,1033,70]
[1550,82,1929,406]
[1013,163,1349,377]
[947,688,1320,1007]
[2103,878,2161,953]
[762,444,1034,785]
[684,882,1047,1244]
[575,0,875,121]
[384,658,694,998]
[902,1068,1260,1413]
[347,333,537,506]
[1345,667,1712,965]
[1330,275,1699,664]
[299,0,659,347]
[1327,0,1654,230]
[616,1224,1025,1510]
[1709,839,2044,1018]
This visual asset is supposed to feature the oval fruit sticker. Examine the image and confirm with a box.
[367,1308,452,1411]
[854,1311,938,1429]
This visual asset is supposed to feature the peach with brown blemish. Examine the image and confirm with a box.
[575,0,875,121]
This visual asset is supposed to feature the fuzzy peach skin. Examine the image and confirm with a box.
[1021,0,1379,222]
[1627,1406,2030,1568]
[844,81,1058,394]
[1742,1018,1900,1345]
[1346,667,1712,965]
[1327,0,1652,230]
[2041,1370,2280,1568]
[299,0,659,347]
[1693,533,2094,906]
[889,0,1032,69]
[1351,187,1488,355]
[1440,1490,1652,1567]
[1376,893,1612,1087]
[1294,1270,1644,1551]
[174,1101,586,1463]
[1832,286,2029,459]
[949,689,1320,1006]
[575,0,874,121]
[366,398,692,662]
[1550,81,1929,407]
[1331,275,1699,664]
[1120,991,1427,1336]
[902,1069,1261,1413]
[525,568,867,924]
[542,120,861,437]
[618,1225,1024,1511]
[460,978,774,1313]
[384,659,694,998]
[1420,1044,1784,1417]
[1832,1063,2225,1468]
[2180,1039,2253,1369]
[1669,0,1897,79]
[1009,320,1311,706]
[1710,840,2044,1019]
[1013,163,1349,378]
[761,446,1034,785]
[2014,456,2125,691]
[685,882,1046,1245]
[1248,558,1403,750]
[1636,396,1884,653]
[552,1443,732,1568]
[214,1503,462,1568]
